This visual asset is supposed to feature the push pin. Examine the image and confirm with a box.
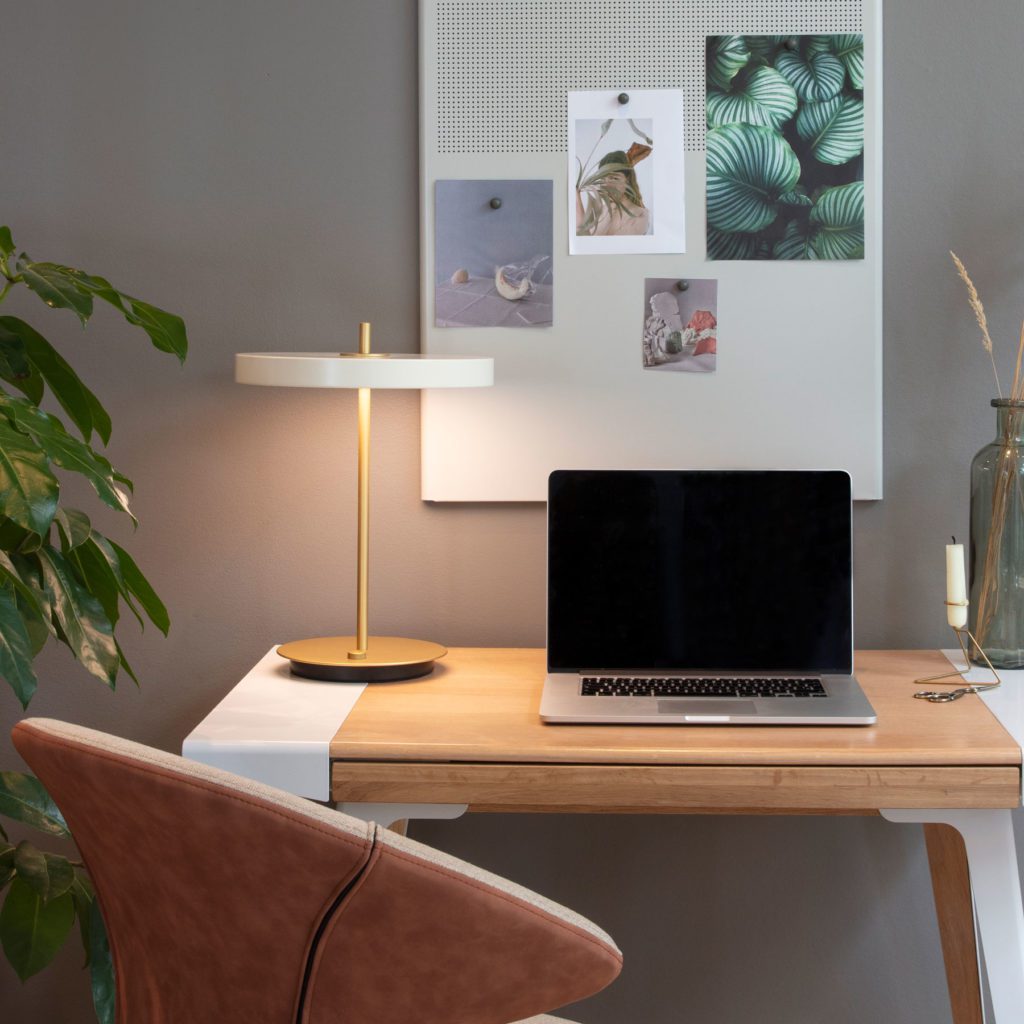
[676,280,689,292]
[489,197,502,210]
[617,92,630,105]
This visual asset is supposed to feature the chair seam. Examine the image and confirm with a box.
[295,828,383,1023]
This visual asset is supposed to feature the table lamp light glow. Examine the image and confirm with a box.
[236,322,493,681]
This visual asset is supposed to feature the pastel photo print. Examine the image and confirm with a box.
[642,278,718,374]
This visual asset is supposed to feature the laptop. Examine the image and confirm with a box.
[539,469,876,725]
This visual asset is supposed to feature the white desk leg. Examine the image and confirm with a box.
[881,808,1024,1022]
[338,802,468,828]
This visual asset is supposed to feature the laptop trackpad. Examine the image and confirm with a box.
[658,700,757,718]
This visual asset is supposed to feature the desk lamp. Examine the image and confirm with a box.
[236,323,493,681]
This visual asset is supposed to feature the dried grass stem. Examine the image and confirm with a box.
[951,250,1002,398]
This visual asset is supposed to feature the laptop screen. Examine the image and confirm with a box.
[547,470,853,674]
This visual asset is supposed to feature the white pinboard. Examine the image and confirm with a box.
[420,0,882,501]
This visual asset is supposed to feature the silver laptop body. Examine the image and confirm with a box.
[539,470,876,726]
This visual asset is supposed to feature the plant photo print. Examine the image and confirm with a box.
[705,34,864,261]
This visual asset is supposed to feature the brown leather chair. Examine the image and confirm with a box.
[12,719,622,1024]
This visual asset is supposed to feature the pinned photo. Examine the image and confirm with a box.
[568,90,686,256]
[434,179,553,328]
[642,278,718,374]
[575,118,653,237]
[705,34,864,260]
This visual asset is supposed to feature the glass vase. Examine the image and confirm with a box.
[969,399,1024,667]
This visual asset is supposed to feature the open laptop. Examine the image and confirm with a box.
[540,470,876,725]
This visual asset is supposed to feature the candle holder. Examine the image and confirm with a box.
[913,601,1002,703]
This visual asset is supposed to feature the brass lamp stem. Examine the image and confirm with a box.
[349,322,372,659]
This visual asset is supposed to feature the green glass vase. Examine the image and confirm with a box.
[969,398,1024,667]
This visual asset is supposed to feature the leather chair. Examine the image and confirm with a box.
[11,719,622,1023]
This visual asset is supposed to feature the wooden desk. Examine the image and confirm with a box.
[330,649,1024,1024]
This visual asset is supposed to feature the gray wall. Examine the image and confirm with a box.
[2,1,1023,1020]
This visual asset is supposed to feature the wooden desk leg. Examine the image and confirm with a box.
[883,809,1024,1024]
[924,823,984,1024]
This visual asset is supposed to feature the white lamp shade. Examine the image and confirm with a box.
[235,352,493,389]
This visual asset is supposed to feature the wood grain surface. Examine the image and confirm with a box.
[330,649,1020,769]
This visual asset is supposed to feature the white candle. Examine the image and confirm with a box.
[946,542,968,628]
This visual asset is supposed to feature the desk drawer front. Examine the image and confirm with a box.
[331,763,1021,812]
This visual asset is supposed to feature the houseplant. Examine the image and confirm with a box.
[0,225,186,1021]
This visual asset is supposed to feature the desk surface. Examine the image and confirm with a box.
[329,649,1022,812]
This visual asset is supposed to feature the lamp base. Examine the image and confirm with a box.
[276,636,447,682]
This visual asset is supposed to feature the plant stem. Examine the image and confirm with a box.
[975,410,1021,648]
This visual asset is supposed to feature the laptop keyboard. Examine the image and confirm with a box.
[580,676,828,698]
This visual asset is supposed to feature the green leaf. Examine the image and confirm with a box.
[775,46,845,102]
[116,641,140,687]
[772,183,865,260]
[707,35,751,91]
[0,419,59,536]
[109,540,169,635]
[0,366,45,406]
[0,772,68,836]
[12,842,75,903]
[12,553,57,652]
[0,228,14,261]
[773,219,819,260]
[14,258,93,325]
[68,870,95,968]
[37,547,119,686]
[809,181,865,259]
[0,842,14,880]
[69,538,130,630]
[829,34,864,90]
[89,901,115,1024]
[65,271,187,363]
[19,594,52,654]
[0,549,43,613]
[705,123,800,234]
[0,396,134,523]
[55,508,92,551]
[778,186,813,207]
[795,93,864,165]
[0,323,32,382]
[0,584,39,707]
[744,35,785,64]
[0,316,109,443]
[706,66,798,130]
[83,389,112,447]
[707,228,770,261]
[115,297,188,363]
[0,877,75,981]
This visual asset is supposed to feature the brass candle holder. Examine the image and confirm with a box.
[913,600,1001,703]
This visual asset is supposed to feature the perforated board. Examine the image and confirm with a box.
[420,0,882,501]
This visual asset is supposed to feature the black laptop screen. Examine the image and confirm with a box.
[547,470,853,674]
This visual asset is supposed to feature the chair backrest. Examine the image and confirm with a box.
[12,719,621,1024]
